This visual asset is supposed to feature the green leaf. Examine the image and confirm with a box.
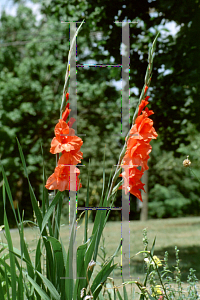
[0,273,5,300]
[122,277,128,300]
[53,193,63,240]
[40,143,49,217]
[150,237,156,257]
[116,289,123,300]
[40,191,62,235]
[98,291,105,300]
[35,238,42,300]
[17,267,23,300]
[84,167,90,244]
[65,212,76,300]
[24,273,52,300]
[16,138,55,283]
[17,138,43,229]
[91,260,118,298]
[4,257,11,300]
[45,236,64,286]
[73,242,88,300]
[35,270,61,300]
[0,165,19,228]
[4,211,16,299]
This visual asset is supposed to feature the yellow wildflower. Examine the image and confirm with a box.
[152,285,162,297]
[153,255,162,268]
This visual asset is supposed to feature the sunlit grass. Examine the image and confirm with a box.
[1,216,200,288]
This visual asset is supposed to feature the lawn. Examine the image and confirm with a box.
[1,216,200,298]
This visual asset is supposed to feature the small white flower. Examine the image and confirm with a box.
[80,288,85,298]
[88,260,96,271]
[144,257,150,267]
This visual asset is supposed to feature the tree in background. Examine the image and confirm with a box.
[1,0,200,224]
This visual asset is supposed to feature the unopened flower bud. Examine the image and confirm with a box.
[183,156,191,167]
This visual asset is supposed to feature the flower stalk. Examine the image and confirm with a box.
[107,32,159,203]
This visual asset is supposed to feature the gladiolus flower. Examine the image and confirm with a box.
[119,165,145,201]
[58,150,83,165]
[45,165,82,191]
[46,93,83,192]
[50,119,83,154]
[120,92,157,201]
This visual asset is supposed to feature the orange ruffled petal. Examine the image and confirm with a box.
[45,165,82,192]
[58,150,83,165]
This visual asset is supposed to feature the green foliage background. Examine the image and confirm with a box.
[0,0,200,224]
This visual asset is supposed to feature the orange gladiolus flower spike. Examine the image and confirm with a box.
[46,92,83,192]
[120,94,157,201]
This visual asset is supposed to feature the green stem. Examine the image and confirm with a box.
[150,254,170,300]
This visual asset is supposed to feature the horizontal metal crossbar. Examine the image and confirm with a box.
[77,207,122,210]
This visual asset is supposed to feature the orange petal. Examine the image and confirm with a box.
[50,137,62,154]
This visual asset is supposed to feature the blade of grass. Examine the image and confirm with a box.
[73,242,88,300]
[35,270,61,300]
[40,191,62,235]
[150,237,156,257]
[17,138,43,229]
[4,257,10,300]
[35,238,42,300]
[91,261,118,298]
[122,275,128,300]
[116,289,123,300]
[18,210,24,300]
[41,143,49,217]
[16,138,55,284]
[45,236,65,291]
[17,267,23,300]
[84,165,90,243]
[65,212,77,300]
[3,182,16,299]
[0,269,5,300]
[54,194,63,240]
[1,165,19,229]
[3,211,16,300]
[24,272,52,300]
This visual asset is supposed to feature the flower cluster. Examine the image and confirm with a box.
[183,155,191,167]
[119,87,157,201]
[144,255,162,269]
[45,93,83,191]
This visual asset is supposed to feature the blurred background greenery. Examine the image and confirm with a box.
[0,0,200,226]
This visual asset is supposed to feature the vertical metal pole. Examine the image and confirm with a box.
[68,22,77,280]
[121,22,131,280]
